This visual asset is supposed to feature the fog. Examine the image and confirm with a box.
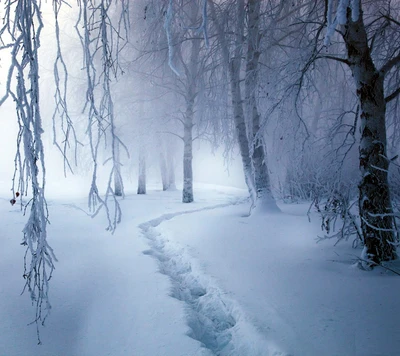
[1,1,400,354]
[0,2,246,201]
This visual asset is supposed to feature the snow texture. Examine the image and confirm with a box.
[1,184,399,355]
[139,202,286,356]
[325,0,361,45]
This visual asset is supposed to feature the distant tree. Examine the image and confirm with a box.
[137,147,147,194]
[136,0,212,203]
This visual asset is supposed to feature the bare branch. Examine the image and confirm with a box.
[385,86,400,103]
[380,53,400,75]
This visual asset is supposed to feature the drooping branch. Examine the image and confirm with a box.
[75,0,129,232]
[0,0,57,344]
[52,0,79,176]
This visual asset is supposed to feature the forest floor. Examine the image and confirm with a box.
[0,183,399,356]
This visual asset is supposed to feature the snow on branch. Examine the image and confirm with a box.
[324,0,361,46]
[164,0,180,76]
[200,0,209,48]
[75,0,129,232]
[0,0,56,344]
[163,0,209,76]
[182,0,209,47]
[52,0,79,176]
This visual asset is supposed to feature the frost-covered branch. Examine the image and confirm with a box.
[75,0,129,231]
[324,0,361,46]
[52,0,79,176]
[0,0,57,344]
[164,0,180,76]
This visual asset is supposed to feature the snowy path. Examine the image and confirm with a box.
[1,185,399,356]
[160,202,400,356]
[139,202,288,356]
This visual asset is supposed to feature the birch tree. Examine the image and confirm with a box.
[245,0,279,212]
[136,0,211,203]
[209,0,282,212]
[209,0,255,205]
[341,2,399,264]
[299,0,400,265]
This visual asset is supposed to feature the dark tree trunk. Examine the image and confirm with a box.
[344,10,397,263]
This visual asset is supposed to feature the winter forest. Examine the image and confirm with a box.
[1,0,400,355]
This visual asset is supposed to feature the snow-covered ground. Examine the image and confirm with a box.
[1,184,399,356]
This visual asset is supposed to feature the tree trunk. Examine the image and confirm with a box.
[245,0,278,212]
[344,10,397,263]
[230,60,255,203]
[230,0,257,204]
[167,144,177,190]
[137,148,146,195]
[182,87,194,202]
[159,151,169,191]
[114,140,123,196]
[182,13,200,203]
[209,0,256,204]
[250,107,279,212]
[182,114,194,203]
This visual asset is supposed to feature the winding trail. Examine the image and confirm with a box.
[139,199,288,356]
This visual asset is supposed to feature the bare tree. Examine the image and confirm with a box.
[209,0,282,212]
[289,0,400,265]
[209,0,256,205]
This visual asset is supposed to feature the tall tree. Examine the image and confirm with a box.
[341,2,399,264]
[305,0,400,265]
[210,0,256,205]
[245,0,278,212]
[209,0,280,212]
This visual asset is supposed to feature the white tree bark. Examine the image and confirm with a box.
[182,111,194,202]
[210,0,257,205]
[245,0,279,213]
[181,6,201,203]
